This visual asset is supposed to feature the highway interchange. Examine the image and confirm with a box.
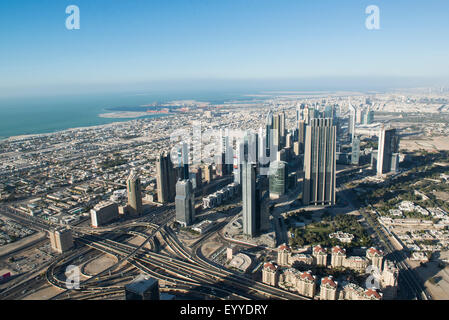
[0,203,309,300]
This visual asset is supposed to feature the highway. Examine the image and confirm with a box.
[1,198,309,300]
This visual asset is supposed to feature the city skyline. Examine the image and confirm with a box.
[1,0,449,306]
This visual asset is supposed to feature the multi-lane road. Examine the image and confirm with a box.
[1,202,308,300]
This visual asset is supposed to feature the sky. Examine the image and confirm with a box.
[1,0,449,97]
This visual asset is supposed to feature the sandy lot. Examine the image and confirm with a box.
[400,137,449,151]
[84,255,117,275]
[410,250,449,300]
[23,285,63,300]
[201,240,222,258]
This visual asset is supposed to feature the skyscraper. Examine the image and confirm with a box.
[297,120,306,155]
[364,109,374,125]
[303,118,336,206]
[324,105,335,119]
[348,100,356,142]
[175,179,195,226]
[265,111,274,158]
[156,152,177,203]
[242,131,258,237]
[127,170,143,216]
[273,113,281,151]
[242,161,257,237]
[351,136,361,165]
[269,160,288,199]
[279,111,286,148]
[377,127,400,176]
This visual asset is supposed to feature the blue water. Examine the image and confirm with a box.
[0,91,252,139]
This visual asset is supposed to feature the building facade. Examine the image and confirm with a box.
[303,118,336,206]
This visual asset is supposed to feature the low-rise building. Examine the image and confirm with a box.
[262,262,279,286]
[320,276,338,300]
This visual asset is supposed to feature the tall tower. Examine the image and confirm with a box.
[377,126,399,176]
[303,118,336,206]
[269,160,287,199]
[348,100,356,143]
[175,179,195,226]
[351,136,361,165]
[242,131,258,237]
[156,152,176,203]
[273,113,281,151]
[127,171,143,216]
[279,111,286,148]
[265,111,274,158]
[297,120,306,155]
[242,161,257,237]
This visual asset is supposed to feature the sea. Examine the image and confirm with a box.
[0,91,253,140]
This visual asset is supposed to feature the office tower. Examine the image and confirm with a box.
[265,111,274,158]
[277,149,287,162]
[273,113,281,151]
[233,142,243,184]
[269,160,288,199]
[242,161,257,237]
[279,111,286,147]
[175,179,195,226]
[49,227,74,254]
[125,274,160,300]
[242,130,258,164]
[293,141,300,157]
[127,171,143,216]
[215,152,227,176]
[156,152,177,203]
[377,127,400,176]
[348,102,356,142]
[390,153,400,173]
[172,143,189,180]
[367,109,374,124]
[356,108,363,124]
[90,201,119,227]
[297,120,306,155]
[301,106,317,125]
[285,133,292,149]
[303,118,336,206]
[189,166,202,190]
[204,164,213,183]
[351,136,361,165]
[324,105,334,119]
[220,129,234,175]
[181,142,189,180]
[257,177,271,233]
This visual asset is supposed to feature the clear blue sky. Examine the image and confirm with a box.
[1,0,449,97]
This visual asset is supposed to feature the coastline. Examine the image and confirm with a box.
[98,111,155,119]
[0,112,171,142]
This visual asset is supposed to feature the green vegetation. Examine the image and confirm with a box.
[289,214,372,249]
[357,151,449,213]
